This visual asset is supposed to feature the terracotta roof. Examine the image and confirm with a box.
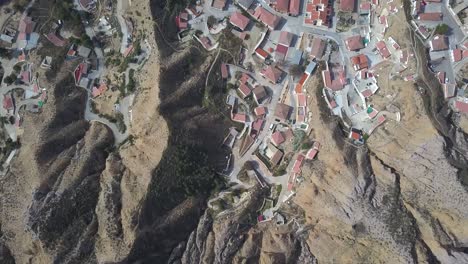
[350,54,369,70]
[452,49,463,62]
[418,13,442,21]
[274,103,292,121]
[278,31,294,46]
[297,93,307,107]
[376,41,391,58]
[3,95,13,110]
[309,37,326,59]
[276,44,288,56]
[261,66,282,83]
[212,0,226,10]
[275,0,290,13]
[345,35,364,51]
[360,2,371,11]
[292,154,305,174]
[221,63,229,78]
[255,48,269,59]
[19,16,34,34]
[271,131,285,146]
[254,106,267,116]
[289,0,300,15]
[430,35,448,51]
[361,89,372,98]
[306,149,318,160]
[321,65,346,91]
[253,6,281,29]
[232,113,247,123]
[230,12,250,31]
[46,32,67,47]
[455,101,468,113]
[339,0,355,12]
[252,118,265,132]
[92,83,108,97]
[238,83,251,98]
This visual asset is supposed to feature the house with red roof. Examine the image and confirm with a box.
[261,66,283,84]
[345,35,364,51]
[238,83,252,98]
[274,103,292,122]
[230,12,250,31]
[360,2,371,15]
[274,0,290,13]
[275,44,289,61]
[212,0,227,10]
[429,35,448,52]
[348,128,364,144]
[375,41,391,58]
[454,100,468,113]
[289,0,300,16]
[271,131,285,146]
[292,154,305,174]
[339,0,355,12]
[92,83,108,97]
[251,118,265,136]
[46,32,67,47]
[309,37,326,59]
[232,113,247,123]
[278,31,294,47]
[74,62,89,86]
[351,54,369,70]
[451,48,464,62]
[255,48,270,60]
[297,93,307,107]
[321,62,346,91]
[418,13,442,21]
[3,94,13,111]
[304,0,330,27]
[18,16,35,34]
[221,63,229,79]
[254,106,267,116]
[253,6,281,29]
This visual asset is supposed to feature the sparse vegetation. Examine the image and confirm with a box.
[434,23,449,35]
[207,15,217,28]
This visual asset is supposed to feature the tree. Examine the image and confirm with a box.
[3,76,14,85]
[434,24,450,35]
[13,65,21,73]
[207,15,217,28]
[289,64,305,78]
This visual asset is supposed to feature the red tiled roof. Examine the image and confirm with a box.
[360,2,371,11]
[418,13,442,21]
[376,41,391,58]
[275,0,290,13]
[261,66,282,83]
[221,63,229,78]
[379,15,387,26]
[253,7,281,29]
[92,83,108,97]
[310,37,326,59]
[240,72,251,83]
[345,35,364,51]
[276,44,288,55]
[46,32,67,47]
[453,49,462,62]
[339,0,355,12]
[361,89,372,98]
[292,154,305,174]
[253,85,267,102]
[230,12,250,31]
[289,0,300,15]
[271,131,285,146]
[255,48,269,59]
[297,93,307,107]
[306,149,318,160]
[278,31,294,47]
[270,149,283,166]
[252,118,264,132]
[455,101,468,113]
[254,106,267,116]
[351,54,369,70]
[212,0,226,9]
[232,113,247,123]
[274,103,292,121]
[21,70,30,84]
[3,95,13,110]
[19,16,34,34]
[430,35,448,51]
[238,83,251,98]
